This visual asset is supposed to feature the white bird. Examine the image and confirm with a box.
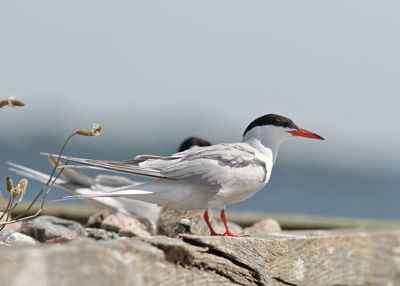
[43,114,324,236]
[8,137,211,224]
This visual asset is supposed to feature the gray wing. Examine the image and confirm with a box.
[158,143,267,192]
[93,174,140,189]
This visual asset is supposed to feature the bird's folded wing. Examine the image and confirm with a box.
[159,143,267,192]
[93,174,140,190]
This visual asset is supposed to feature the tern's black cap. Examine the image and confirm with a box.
[178,137,212,152]
[243,114,299,136]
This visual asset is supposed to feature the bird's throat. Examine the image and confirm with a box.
[242,127,285,165]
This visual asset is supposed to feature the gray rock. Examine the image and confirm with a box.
[86,208,111,227]
[157,207,211,237]
[87,209,156,235]
[101,212,151,238]
[0,227,38,245]
[243,218,281,235]
[85,227,120,240]
[21,215,86,242]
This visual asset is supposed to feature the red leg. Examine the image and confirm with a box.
[203,210,222,236]
[220,208,242,237]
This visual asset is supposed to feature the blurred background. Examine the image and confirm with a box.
[0,1,399,219]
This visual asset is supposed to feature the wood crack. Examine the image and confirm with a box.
[272,277,298,286]
[182,236,263,286]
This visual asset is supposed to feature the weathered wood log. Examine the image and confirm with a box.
[1,228,400,285]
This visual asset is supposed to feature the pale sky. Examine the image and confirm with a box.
[1,1,399,172]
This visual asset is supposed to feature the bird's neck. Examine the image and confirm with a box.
[242,127,285,165]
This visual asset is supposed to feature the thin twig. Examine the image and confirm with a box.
[45,133,76,185]
[0,196,12,221]
[4,197,15,222]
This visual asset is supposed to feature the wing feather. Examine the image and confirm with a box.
[160,143,267,192]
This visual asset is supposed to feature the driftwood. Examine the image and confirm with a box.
[1,228,400,286]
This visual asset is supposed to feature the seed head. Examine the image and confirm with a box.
[76,124,102,136]
[10,179,28,198]
[0,97,25,108]
[18,179,28,194]
[6,176,13,192]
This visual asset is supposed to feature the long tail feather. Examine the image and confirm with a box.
[62,189,154,200]
[41,152,167,179]
[8,161,66,186]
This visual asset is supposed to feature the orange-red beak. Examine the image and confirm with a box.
[288,129,324,140]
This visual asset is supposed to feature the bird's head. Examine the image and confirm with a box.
[177,137,212,152]
[242,114,324,146]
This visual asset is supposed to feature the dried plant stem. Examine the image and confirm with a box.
[0,196,13,221]
[12,140,71,221]
[0,169,65,225]
[45,133,75,185]
[1,124,101,230]
[0,133,75,224]
[4,198,15,222]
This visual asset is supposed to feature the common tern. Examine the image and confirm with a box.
[43,114,324,236]
[8,137,211,224]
